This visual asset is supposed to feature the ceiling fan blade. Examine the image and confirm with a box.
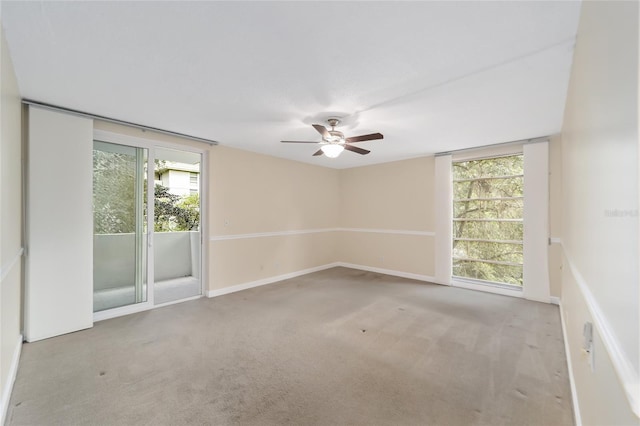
[281,140,319,144]
[344,145,370,155]
[312,149,324,156]
[312,124,330,139]
[345,132,384,143]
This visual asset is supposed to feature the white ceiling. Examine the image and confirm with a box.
[2,1,581,169]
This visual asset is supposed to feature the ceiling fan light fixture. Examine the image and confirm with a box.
[321,144,344,158]
[280,118,380,157]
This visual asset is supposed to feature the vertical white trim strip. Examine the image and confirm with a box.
[199,149,209,299]
[146,147,155,307]
[523,141,551,303]
[434,155,453,285]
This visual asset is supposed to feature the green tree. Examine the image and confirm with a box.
[93,149,137,234]
[154,185,200,232]
[452,155,524,286]
[176,193,200,231]
[93,147,200,234]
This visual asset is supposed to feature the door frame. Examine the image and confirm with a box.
[92,129,208,322]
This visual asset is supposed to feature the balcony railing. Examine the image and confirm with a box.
[93,231,200,291]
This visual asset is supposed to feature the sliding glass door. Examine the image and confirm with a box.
[93,139,203,314]
[153,148,202,304]
[93,141,148,312]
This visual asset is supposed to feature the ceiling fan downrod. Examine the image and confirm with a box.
[327,118,340,130]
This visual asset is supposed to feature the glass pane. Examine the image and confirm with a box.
[453,260,523,286]
[454,198,523,219]
[93,141,148,312]
[452,154,524,287]
[153,148,202,305]
[453,155,524,180]
[453,240,523,264]
[453,220,523,241]
[453,177,523,200]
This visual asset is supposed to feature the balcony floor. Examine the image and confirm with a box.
[93,276,201,312]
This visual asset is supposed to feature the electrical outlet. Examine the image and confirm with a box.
[224,218,229,227]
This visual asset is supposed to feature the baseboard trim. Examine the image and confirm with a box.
[206,263,340,298]
[94,294,206,323]
[336,262,438,284]
[206,262,439,299]
[1,334,23,426]
[550,296,560,305]
[558,303,583,426]
[562,246,640,417]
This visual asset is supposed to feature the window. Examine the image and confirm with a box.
[190,172,198,186]
[452,154,524,287]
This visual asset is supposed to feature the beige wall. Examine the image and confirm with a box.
[548,135,563,298]
[209,145,340,289]
[0,24,24,418]
[211,232,337,289]
[340,156,435,231]
[559,0,639,423]
[338,156,435,277]
[210,145,339,235]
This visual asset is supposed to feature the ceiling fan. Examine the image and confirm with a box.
[281,118,383,158]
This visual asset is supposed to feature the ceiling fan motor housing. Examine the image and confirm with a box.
[327,130,345,144]
[279,117,379,157]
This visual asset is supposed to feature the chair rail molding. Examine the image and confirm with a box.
[561,242,640,417]
[210,227,435,241]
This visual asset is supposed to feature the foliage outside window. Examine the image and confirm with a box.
[93,148,140,234]
[452,154,524,286]
[93,149,200,234]
[154,185,200,232]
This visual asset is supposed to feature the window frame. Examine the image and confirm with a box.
[451,152,525,288]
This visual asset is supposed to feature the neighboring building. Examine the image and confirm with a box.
[155,161,199,196]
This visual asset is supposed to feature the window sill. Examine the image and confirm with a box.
[451,277,523,299]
